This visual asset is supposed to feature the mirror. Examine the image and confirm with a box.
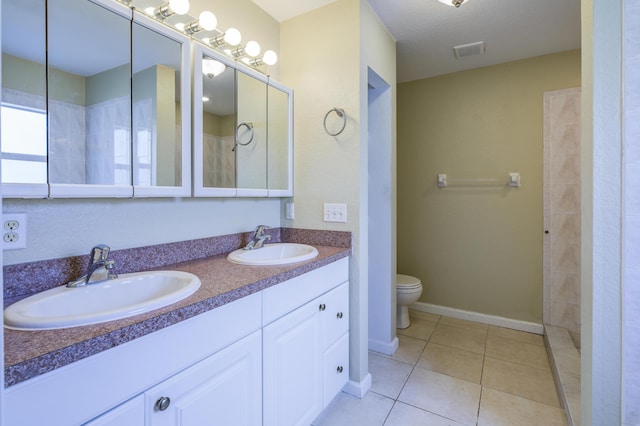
[193,45,237,196]
[267,81,293,196]
[132,12,191,197]
[1,0,48,197]
[47,0,133,197]
[236,69,268,196]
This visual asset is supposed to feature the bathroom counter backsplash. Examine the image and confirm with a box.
[3,228,351,388]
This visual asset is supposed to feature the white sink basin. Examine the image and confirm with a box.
[4,271,201,331]
[227,243,319,266]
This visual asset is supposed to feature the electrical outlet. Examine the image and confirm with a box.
[3,213,27,250]
[323,203,347,223]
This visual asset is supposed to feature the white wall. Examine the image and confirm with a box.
[279,0,396,394]
[583,0,624,423]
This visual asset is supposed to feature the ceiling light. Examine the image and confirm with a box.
[202,58,227,78]
[438,0,470,7]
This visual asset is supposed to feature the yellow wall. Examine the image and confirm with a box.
[397,50,580,322]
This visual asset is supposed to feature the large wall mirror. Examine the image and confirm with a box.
[47,0,133,197]
[1,0,49,197]
[132,11,191,197]
[1,0,191,198]
[193,44,293,198]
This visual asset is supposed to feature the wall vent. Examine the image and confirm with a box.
[453,41,485,59]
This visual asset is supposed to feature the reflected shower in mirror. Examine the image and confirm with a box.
[201,55,236,189]
[1,0,47,187]
[47,0,132,187]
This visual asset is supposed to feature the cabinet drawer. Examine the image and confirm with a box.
[323,332,349,407]
[321,282,349,348]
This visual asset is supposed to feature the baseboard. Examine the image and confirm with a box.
[342,373,372,399]
[411,302,544,335]
[368,336,399,356]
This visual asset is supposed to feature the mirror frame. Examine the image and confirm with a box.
[192,43,238,197]
[131,9,191,198]
[266,78,293,197]
[47,0,134,198]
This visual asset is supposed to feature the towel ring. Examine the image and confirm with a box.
[323,107,346,136]
[233,122,254,151]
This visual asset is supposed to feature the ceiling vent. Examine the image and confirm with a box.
[453,41,485,59]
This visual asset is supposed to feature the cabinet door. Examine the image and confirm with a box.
[263,299,323,426]
[321,282,350,348]
[84,395,144,426]
[323,332,349,406]
[145,330,262,426]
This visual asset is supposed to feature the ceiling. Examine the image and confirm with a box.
[252,0,581,83]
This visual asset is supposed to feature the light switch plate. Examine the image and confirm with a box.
[323,203,347,223]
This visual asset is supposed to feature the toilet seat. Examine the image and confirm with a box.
[396,274,421,290]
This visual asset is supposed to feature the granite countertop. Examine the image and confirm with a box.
[4,230,351,388]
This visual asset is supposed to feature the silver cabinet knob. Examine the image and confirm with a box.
[155,396,171,412]
[337,366,343,373]
[336,312,343,319]
[319,303,326,311]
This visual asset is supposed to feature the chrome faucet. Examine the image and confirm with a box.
[67,244,118,288]
[244,225,272,250]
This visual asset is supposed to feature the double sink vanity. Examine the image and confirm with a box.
[3,229,351,425]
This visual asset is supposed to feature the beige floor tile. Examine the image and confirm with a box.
[409,309,441,323]
[482,357,561,408]
[375,334,427,366]
[369,352,414,399]
[430,324,487,354]
[478,388,567,426]
[417,342,484,384]
[439,316,489,333]
[398,368,481,426]
[396,318,437,340]
[488,326,545,346]
[485,335,551,370]
[312,391,395,426]
[384,401,465,426]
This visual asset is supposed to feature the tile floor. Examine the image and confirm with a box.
[312,310,567,426]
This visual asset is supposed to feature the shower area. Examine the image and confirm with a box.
[543,87,582,426]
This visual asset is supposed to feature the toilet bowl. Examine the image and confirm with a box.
[396,274,423,329]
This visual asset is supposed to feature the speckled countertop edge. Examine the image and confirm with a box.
[4,228,352,388]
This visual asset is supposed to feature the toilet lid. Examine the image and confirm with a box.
[396,274,421,288]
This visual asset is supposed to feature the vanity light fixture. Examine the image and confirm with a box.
[149,0,190,19]
[438,0,470,7]
[247,50,278,67]
[208,27,242,47]
[202,58,227,78]
[184,11,217,34]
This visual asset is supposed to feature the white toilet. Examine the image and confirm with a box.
[396,274,423,329]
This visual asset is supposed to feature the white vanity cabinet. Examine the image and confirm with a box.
[4,258,349,426]
[263,258,349,426]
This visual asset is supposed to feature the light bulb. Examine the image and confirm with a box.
[169,0,189,15]
[144,7,156,16]
[174,22,186,31]
[244,41,261,58]
[262,50,278,65]
[198,11,217,31]
[202,96,210,102]
[224,28,242,46]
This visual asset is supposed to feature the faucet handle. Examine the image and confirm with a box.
[90,244,111,263]
[105,260,118,280]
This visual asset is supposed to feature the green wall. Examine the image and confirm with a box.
[397,50,581,322]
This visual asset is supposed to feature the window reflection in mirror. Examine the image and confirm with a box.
[1,0,47,186]
[267,84,291,193]
[47,0,131,187]
[236,70,267,192]
[132,20,183,188]
[201,55,236,189]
